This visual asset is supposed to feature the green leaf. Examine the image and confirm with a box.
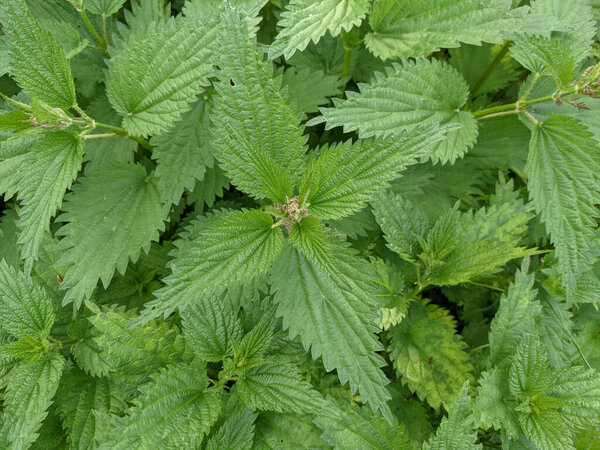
[310,59,477,164]
[365,0,522,60]
[151,98,215,215]
[137,209,284,324]
[56,163,164,308]
[370,258,411,330]
[237,361,326,414]
[11,132,83,271]
[488,261,541,368]
[106,16,218,137]
[55,367,122,450]
[0,0,76,108]
[0,352,65,449]
[0,206,20,268]
[511,34,577,87]
[526,116,600,299]
[271,229,392,422]
[254,412,329,449]
[423,382,481,450]
[110,0,171,53]
[300,125,448,220]
[371,192,429,261]
[477,333,600,447]
[425,177,535,286]
[0,260,55,339]
[102,361,220,449]
[205,408,257,450]
[234,311,276,369]
[474,367,520,437]
[389,302,472,410]
[181,295,243,362]
[187,164,230,210]
[86,0,127,15]
[212,10,307,203]
[281,67,341,118]
[76,303,188,390]
[315,399,412,450]
[0,36,9,77]
[525,0,596,67]
[448,43,519,96]
[268,0,371,59]
[509,336,600,449]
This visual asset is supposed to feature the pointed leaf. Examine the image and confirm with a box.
[365,0,523,60]
[526,116,600,299]
[0,260,55,339]
[106,16,218,136]
[300,125,448,220]
[138,209,284,324]
[0,0,75,108]
[310,59,477,164]
[269,0,370,59]
[103,361,220,449]
[212,10,307,203]
[0,352,65,449]
[271,229,392,421]
[238,361,326,414]
[56,162,165,308]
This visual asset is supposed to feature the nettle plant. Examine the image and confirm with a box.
[1,0,600,448]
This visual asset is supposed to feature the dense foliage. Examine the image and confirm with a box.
[1,0,600,448]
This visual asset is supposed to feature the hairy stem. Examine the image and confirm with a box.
[80,10,107,52]
[473,94,559,120]
[470,40,510,98]
[82,132,118,139]
[94,122,154,150]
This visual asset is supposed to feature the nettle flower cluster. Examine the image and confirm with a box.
[271,196,310,232]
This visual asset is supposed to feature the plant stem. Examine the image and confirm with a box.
[337,31,355,95]
[341,48,352,79]
[473,95,556,119]
[471,40,510,98]
[94,122,153,150]
[102,13,108,48]
[519,72,541,101]
[469,343,490,353]
[82,133,117,139]
[73,104,94,123]
[542,294,593,370]
[80,10,107,52]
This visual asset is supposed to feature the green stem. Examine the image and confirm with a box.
[337,32,355,95]
[469,343,490,353]
[471,40,510,98]
[80,10,106,51]
[341,48,352,79]
[520,109,539,126]
[74,103,153,150]
[520,72,541,101]
[82,133,117,139]
[94,122,153,150]
[473,94,558,119]
[542,294,593,370]
[469,280,505,292]
[73,104,93,123]
[102,13,108,48]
